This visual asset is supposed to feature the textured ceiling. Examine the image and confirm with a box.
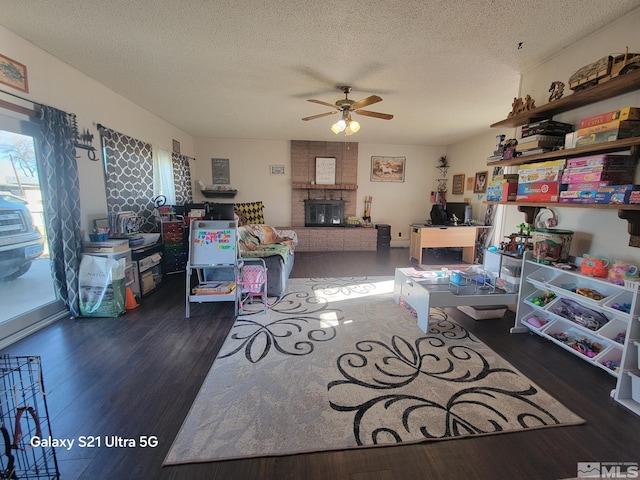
[2,0,640,146]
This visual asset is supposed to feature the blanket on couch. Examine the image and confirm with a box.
[238,225,297,262]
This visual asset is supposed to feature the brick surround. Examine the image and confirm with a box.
[290,140,376,251]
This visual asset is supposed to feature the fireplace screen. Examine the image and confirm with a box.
[304,200,345,227]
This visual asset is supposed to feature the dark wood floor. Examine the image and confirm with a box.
[2,248,639,479]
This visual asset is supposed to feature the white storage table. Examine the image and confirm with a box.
[393,267,517,332]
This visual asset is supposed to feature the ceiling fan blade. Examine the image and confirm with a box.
[307,99,339,109]
[350,95,382,110]
[355,109,394,120]
[302,111,337,121]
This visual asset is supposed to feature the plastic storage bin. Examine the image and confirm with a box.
[548,273,620,307]
[526,266,561,291]
[628,371,640,403]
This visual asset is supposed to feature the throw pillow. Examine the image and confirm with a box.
[234,201,265,225]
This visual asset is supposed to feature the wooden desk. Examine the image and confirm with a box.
[409,225,482,264]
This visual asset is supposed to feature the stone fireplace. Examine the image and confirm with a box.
[290,140,358,227]
[304,199,345,227]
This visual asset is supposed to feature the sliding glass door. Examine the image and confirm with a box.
[0,113,65,345]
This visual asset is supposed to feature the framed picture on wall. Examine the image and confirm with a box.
[0,53,28,93]
[270,165,285,175]
[452,174,465,195]
[370,156,405,182]
[474,171,488,193]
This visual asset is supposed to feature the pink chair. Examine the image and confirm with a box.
[237,259,268,314]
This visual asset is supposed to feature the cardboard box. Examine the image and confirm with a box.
[578,107,640,129]
[561,170,635,184]
[486,183,518,202]
[560,190,597,200]
[516,181,561,202]
[518,166,564,183]
[577,119,640,136]
[576,123,640,147]
[517,159,566,170]
[594,184,634,204]
[563,164,635,174]
[564,181,614,191]
[559,197,596,204]
[566,154,635,169]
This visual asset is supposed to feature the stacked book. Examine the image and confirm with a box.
[515,159,566,203]
[84,238,130,253]
[521,119,573,138]
[559,154,638,204]
[192,281,236,295]
[516,134,565,156]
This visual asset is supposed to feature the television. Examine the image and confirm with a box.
[444,202,469,224]
[205,202,236,221]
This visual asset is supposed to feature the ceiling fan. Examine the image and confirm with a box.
[302,86,393,135]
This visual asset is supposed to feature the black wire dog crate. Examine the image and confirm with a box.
[0,355,59,479]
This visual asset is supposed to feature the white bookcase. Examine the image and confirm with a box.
[512,251,640,416]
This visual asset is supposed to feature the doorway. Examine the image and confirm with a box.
[0,113,65,345]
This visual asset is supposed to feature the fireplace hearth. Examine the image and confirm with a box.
[304,200,345,227]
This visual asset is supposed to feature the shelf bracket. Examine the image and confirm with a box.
[618,209,640,247]
[517,205,543,225]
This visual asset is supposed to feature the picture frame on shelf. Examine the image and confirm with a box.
[452,174,465,195]
[370,156,405,182]
[270,165,285,175]
[474,171,488,193]
[0,53,28,93]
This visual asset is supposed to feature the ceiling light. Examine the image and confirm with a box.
[332,113,360,135]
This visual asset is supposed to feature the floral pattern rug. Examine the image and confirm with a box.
[164,276,583,465]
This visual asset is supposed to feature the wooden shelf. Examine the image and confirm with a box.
[488,137,640,167]
[486,201,640,243]
[491,68,640,129]
[292,183,358,190]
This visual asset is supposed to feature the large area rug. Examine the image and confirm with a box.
[164,276,584,465]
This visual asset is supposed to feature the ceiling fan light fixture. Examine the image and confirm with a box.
[331,118,346,134]
[349,120,360,133]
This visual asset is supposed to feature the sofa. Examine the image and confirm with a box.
[236,224,296,297]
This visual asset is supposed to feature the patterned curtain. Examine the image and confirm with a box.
[172,152,193,204]
[38,106,83,317]
[99,126,156,232]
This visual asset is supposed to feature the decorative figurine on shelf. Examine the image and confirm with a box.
[438,155,448,167]
[502,138,518,159]
[548,81,565,102]
[507,95,536,117]
[495,134,506,154]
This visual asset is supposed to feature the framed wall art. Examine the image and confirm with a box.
[270,165,285,175]
[452,174,465,195]
[370,156,405,182]
[474,171,488,193]
[172,139,181,154]
[315,157,336,185]
[0,53,28,93]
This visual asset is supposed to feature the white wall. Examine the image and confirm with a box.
[0,26,194,237]
[191,139,445,246]
[191,138,292,226]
